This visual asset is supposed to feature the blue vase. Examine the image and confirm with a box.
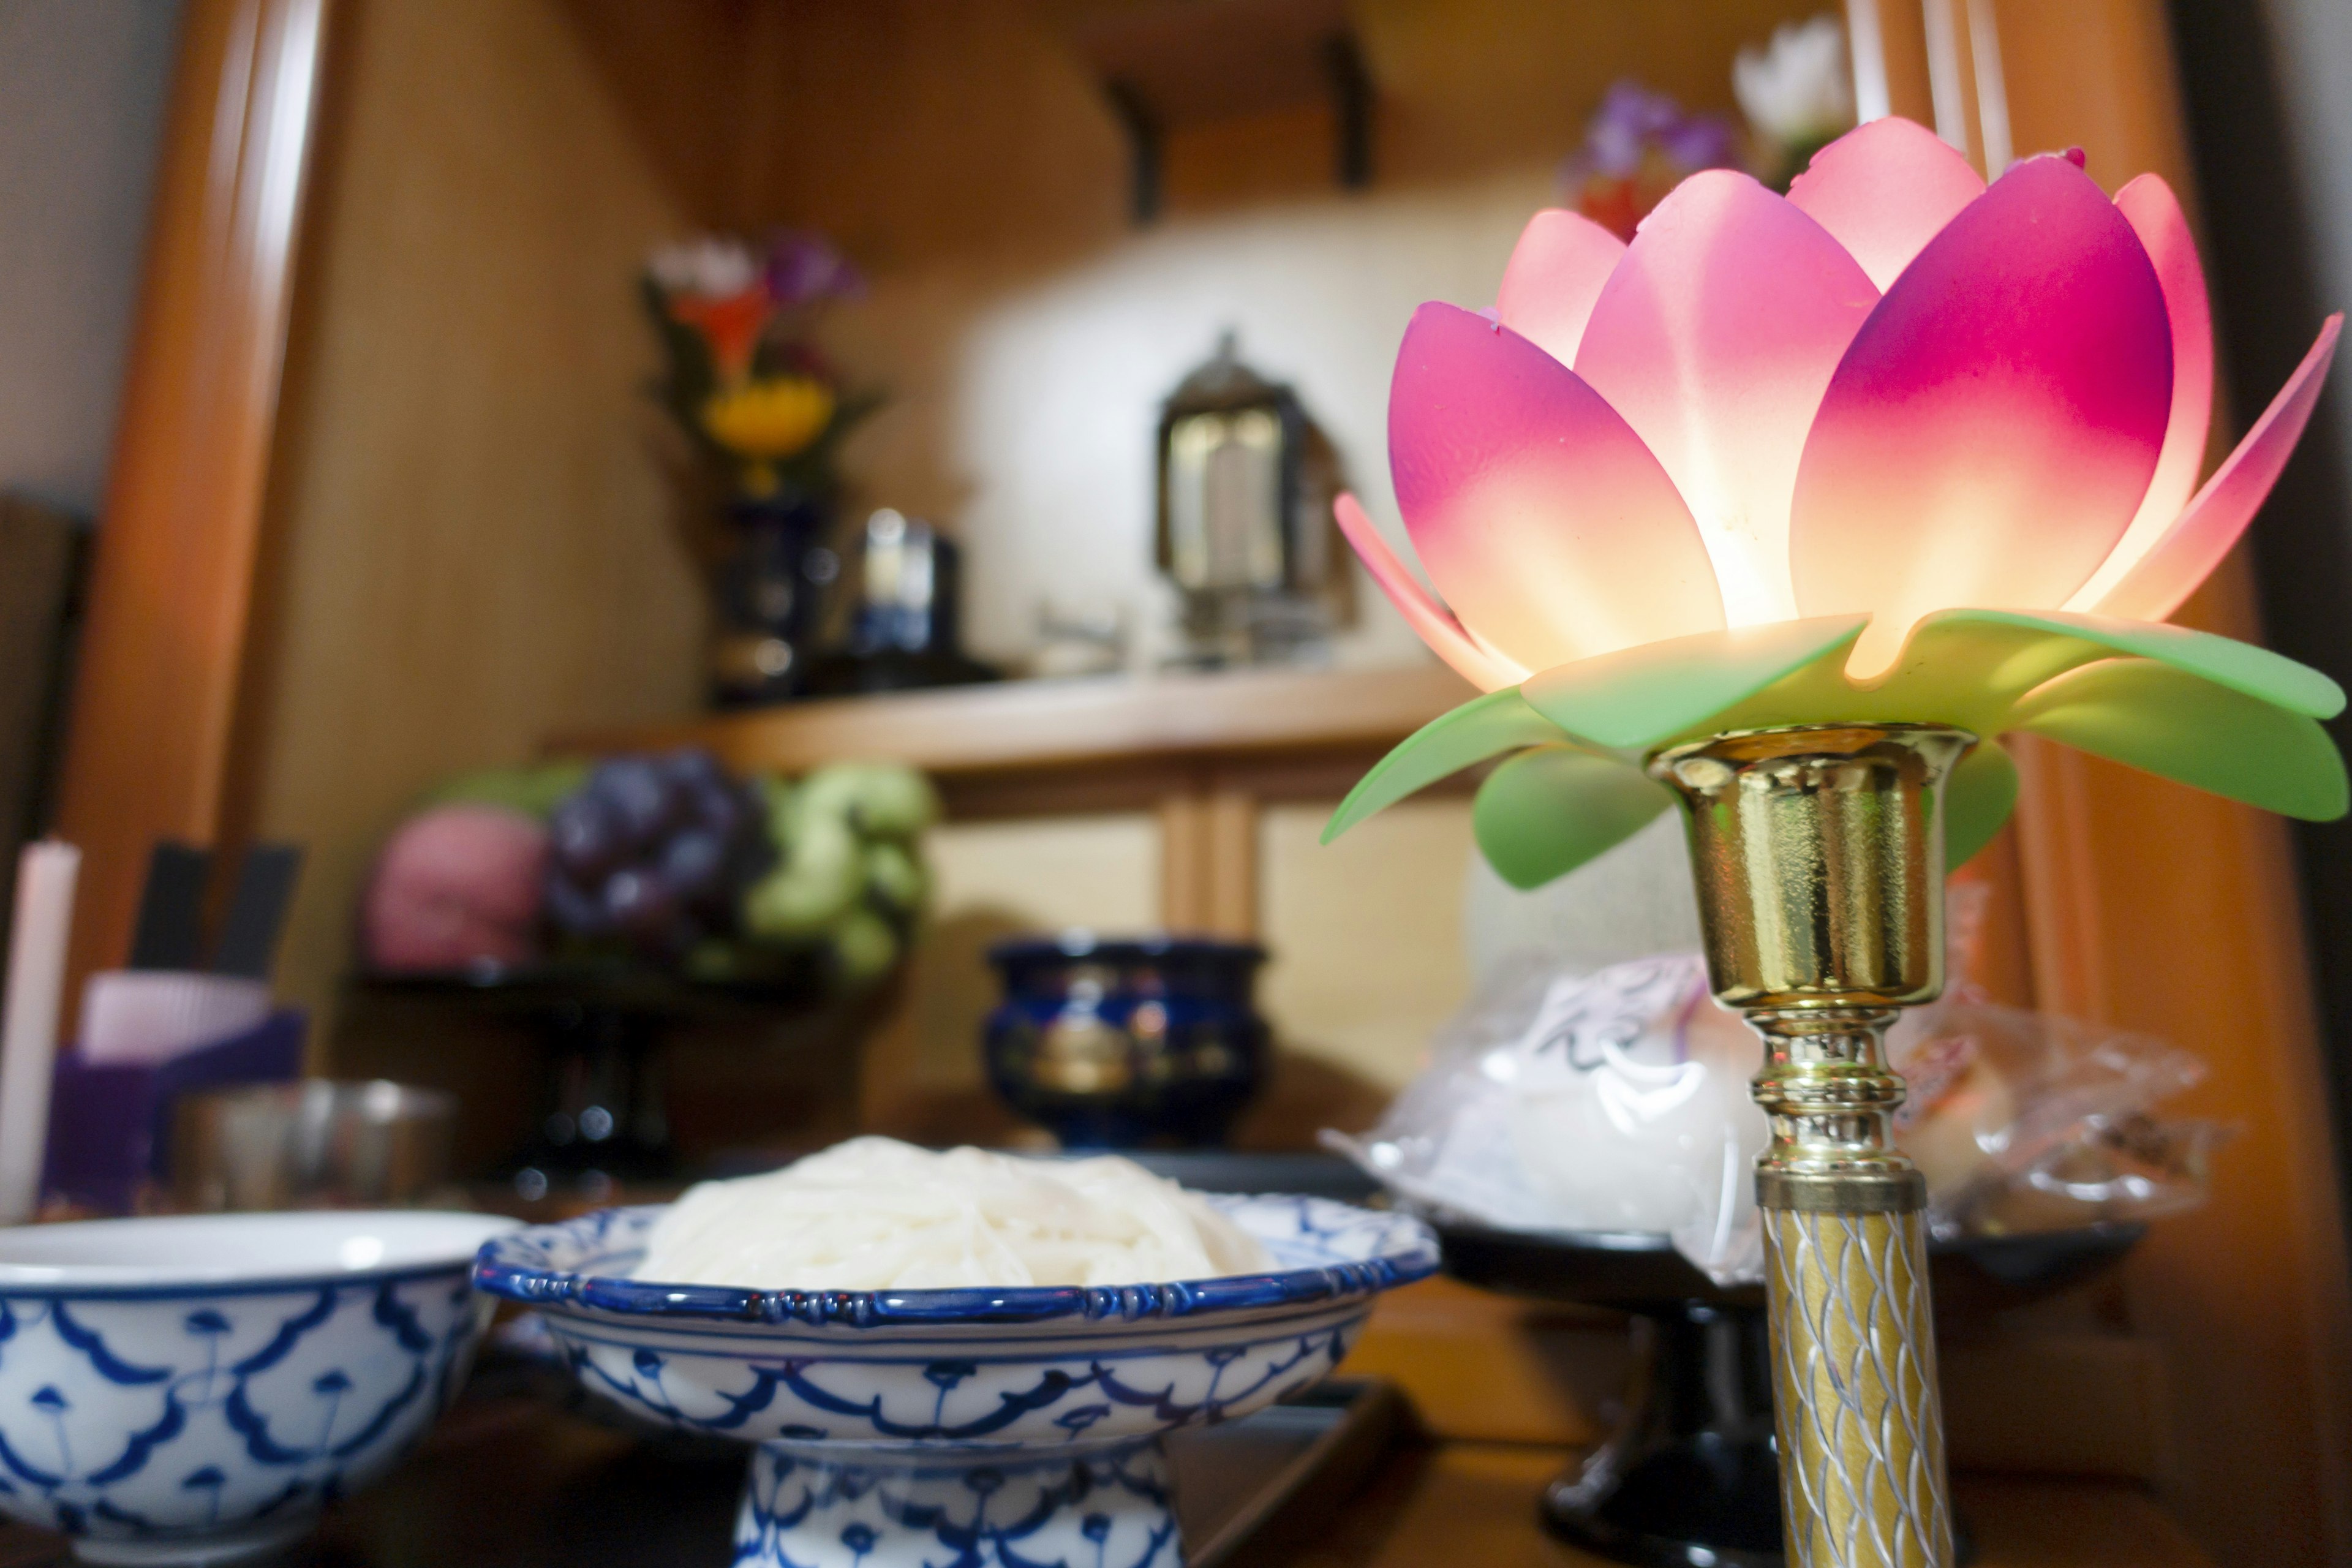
[709,492,837,708]
[982,935,1270,1149]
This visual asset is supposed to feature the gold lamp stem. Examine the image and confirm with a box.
[1650,725,1965,1568]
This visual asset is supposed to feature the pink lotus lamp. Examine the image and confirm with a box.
[1330,116,2343,1568]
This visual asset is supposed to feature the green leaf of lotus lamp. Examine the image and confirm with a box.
[1325,118,2344,1568]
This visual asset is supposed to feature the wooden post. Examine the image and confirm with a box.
[51,0,331,997]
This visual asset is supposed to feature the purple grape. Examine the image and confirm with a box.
[543,873,611,938]
[549,794,624,880]
[663,750,726,793]
[602,867,678,938]
[660,829,726,902]
[595,758,679,843]
[542,748,772,959]
[690,780,744,837]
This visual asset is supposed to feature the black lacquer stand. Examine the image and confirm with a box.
[355,963,824,1194]
[1432,1217,2144,1568]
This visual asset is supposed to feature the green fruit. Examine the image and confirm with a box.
[796,763,940,838]
[827,908,900,988]
[425,760,591,818]
[795,764,869,823]
[864,840,929,913]
[743,817,862,938]
[848,765,941,838]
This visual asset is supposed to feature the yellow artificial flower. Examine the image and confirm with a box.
[701,375,837,496]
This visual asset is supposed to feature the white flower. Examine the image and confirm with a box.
[1735,14,1855,148]
[647,235,758,300]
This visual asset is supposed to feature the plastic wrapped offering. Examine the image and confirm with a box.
[1330,955,1768,1280]
[1335,948,2218,1284]
[1890,1001,2220,1236]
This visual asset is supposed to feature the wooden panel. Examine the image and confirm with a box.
[226,0,709,1028]
[1351,1275,2171,1482]
[1849,0,1941,127]
[1273,1444,2210,1568]
[1972,3,2352,1562]
[52,0,329,1003]
[1202,788,1259,938]
[1342,1276,1619,1449]
[1943,1477,2211,1568]
[1159,790,1206,930]
[1156,785,1262,938]
[1940,1332,2171,1482]
[1259,797,1472,1089]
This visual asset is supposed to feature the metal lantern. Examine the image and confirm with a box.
[1154,331,1341,667]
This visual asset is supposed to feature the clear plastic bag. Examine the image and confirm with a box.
[1891,1000,2223,1237]
[1326,952,1770,1280]
[1332,909,2218,1283]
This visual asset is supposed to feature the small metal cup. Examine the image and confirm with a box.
[172,1080,457,1212]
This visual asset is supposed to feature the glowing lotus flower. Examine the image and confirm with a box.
[1330,117,2347,888]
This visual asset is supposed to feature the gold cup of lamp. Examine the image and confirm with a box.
[1648,723,1968,1568]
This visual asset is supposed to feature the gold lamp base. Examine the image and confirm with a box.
[1650,725,1967,1568]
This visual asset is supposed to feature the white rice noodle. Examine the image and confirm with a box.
[631,1136,1273,1290]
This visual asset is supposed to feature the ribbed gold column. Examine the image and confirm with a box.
[1649,725,1965,1568]
[1764,1204,1952,1567]
[1752,1008,1953,1568]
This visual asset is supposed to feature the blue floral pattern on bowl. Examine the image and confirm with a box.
[475,1193,1436,1567]
[0,1213,510,1566]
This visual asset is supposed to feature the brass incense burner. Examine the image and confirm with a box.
[1649,724,1966,1568]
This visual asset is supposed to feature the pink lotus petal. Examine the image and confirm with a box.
[1789,155,2174,674]
[1495,208,1627,368]
[2092,315,2342,622]
[1334,491,1528,691]
[1574,170,1877,626]
[1390,302,1725,670]
[1789,117,1985,291]
[2068,175,2217,606]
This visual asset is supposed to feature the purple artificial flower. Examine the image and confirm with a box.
[1557,79,1742,239]
[766,228,865,307]
[1575,80,1739,181]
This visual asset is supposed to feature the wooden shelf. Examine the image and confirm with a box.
[551,663,1476,818]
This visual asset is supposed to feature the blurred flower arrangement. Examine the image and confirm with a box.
[643,230,878,503]
[1733,15,1858,190]
[1558,82,1740,241]
[643,230,886,707]
[1559,14,1858,238]
[361,751,935,994]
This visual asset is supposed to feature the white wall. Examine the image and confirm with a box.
[0,0,179,516]
[930,172,1552,673]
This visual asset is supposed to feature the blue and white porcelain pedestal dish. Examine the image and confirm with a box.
[0,1211,516,1566]
[475,1196,1438,1567]
[735,1442,1180,1568]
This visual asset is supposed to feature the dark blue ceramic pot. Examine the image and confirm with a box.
[983,935,1270,1149]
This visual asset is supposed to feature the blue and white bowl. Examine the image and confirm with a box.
[0,1210,516,1566]
[475,1194,1438,1567]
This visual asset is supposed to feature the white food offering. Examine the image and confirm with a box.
[631,1136,1275,1290]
